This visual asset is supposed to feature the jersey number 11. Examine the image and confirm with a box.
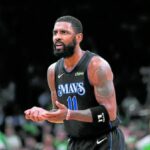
[67,96,78,110]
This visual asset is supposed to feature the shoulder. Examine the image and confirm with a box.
[47,62,57,82]
[88,55,113,85]
[47,62,57,75]
[89,55,111,68]
[47,62,57,90]
[88,55,112,73]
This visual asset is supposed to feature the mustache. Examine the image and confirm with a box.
[53,42,65,50]
[54,40,64,45]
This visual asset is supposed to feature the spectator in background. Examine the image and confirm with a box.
[121,89,142,121]
[4,125,22,150]
[0,81,16,108]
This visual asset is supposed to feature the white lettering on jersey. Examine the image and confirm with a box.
[57,82,85,97]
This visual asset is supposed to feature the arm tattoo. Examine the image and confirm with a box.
[93,61,115,101]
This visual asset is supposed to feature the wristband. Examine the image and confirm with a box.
[66,109,71,120]
[90,105,109,123]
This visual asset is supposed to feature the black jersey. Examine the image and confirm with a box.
[55,50,120,138]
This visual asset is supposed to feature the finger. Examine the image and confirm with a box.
[38,116,47,121]
[33,110,47,122]
[24,110,32,120]
[55,101,66,109]
[41,111,59,119]
[32,110,40,121]
[24,110,36,121]
[25,115,30,120]
[24,109,31,115]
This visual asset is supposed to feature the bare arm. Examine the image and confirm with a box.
[47,62,57,109]
[47,62,65,123]
[24,62,64,123]
[88,56,117,121]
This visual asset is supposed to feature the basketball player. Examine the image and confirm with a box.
[24,15,125,150]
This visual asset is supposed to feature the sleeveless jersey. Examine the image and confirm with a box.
[55,50,120,138]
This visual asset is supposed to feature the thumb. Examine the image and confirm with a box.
[55,101,66,109]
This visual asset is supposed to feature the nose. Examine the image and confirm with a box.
[53,32,62,42]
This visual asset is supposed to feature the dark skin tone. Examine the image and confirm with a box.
[24,22,117,123]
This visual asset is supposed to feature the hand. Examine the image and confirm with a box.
[42,101,68,123]
[24,107,49,122]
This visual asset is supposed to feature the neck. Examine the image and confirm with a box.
[64,47,85,72]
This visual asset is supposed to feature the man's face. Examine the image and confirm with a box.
[52,22,77,58]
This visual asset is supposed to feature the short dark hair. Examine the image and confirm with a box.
[55,15,83,34]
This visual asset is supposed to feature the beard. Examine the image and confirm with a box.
[53,38,76,58]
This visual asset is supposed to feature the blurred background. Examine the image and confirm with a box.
[0,0,150,150]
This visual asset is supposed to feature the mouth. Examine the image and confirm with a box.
[55,42,64,49]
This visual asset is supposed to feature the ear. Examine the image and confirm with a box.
[76,33,83,43]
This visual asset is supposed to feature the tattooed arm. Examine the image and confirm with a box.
[88,56,117,121]
[63,56,117,122]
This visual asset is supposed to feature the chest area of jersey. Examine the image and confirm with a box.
[56,69,87,96]
[56,75,92,110]
[57,81,86,97]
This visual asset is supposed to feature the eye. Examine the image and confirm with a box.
[53,31,57,35]
[61,30,69,34]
